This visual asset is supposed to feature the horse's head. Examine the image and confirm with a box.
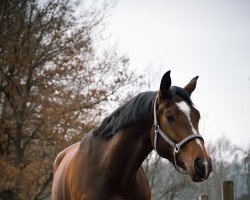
[151,71,212,182]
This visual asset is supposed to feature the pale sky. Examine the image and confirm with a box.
[105,0,250,147]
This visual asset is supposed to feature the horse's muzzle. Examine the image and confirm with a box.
[192,156,212,182]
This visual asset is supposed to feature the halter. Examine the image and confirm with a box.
[153,96,204,174]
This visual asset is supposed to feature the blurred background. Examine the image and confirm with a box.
[0,0,249,199]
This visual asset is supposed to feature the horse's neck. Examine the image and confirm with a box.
[123,125,153,184]
[105,120,153,186]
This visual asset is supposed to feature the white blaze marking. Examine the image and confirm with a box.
[175,101,203,148]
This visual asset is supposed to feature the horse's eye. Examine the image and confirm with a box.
[166,115,175,123]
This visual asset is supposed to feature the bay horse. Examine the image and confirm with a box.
[52,71,212,200]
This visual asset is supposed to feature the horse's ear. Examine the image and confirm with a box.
[184,76,199,95]
[159,70,172,99]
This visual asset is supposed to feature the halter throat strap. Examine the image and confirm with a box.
[153,96,204,174]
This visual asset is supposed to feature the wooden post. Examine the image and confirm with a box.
[199,194,209,200]
[222,181,234,200]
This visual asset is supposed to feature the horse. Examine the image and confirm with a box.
[51,71,212,200]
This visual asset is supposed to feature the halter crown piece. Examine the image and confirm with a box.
[153,96,204,174]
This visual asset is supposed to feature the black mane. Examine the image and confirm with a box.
[93,86,192,139]
[93,91,157,139]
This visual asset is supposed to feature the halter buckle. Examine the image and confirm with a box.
[174,145,180,153]
[154,125,159,133]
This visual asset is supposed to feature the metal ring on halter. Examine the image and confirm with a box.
[174,145,180,153]
[154,125,159,133]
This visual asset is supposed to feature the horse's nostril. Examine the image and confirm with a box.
[194,157,206,178]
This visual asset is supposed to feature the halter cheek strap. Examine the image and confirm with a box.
[153,96,204,174]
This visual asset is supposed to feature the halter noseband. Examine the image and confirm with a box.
[153,96,204,174]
